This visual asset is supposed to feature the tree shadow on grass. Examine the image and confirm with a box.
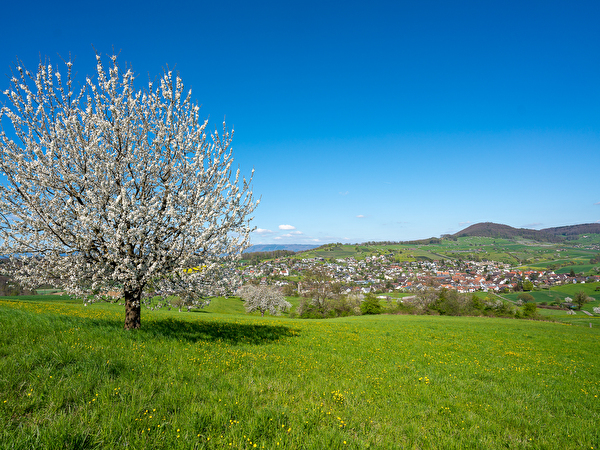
[8,306,300,346]
[143,317,299,345]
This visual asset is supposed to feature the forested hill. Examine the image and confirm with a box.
[541,223,600,238]
[452,223,562,242]
[452,222,600,242]
[244,244,321,253]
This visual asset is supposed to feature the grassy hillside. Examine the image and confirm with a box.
[1,296,599,449]
[292,236,600,272]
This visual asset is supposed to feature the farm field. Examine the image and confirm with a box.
[293,236,600,271]
[503,282,600,310]
[1,296,600,449]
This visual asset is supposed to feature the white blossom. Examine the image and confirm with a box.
[0,54,257,329]
[236,284,291,317]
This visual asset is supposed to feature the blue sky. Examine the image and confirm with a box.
[1,0,599,244]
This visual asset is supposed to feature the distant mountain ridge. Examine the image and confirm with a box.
[452,222,600,242]
[541,223,600,237]
[244,244,321,253]
[248,223,600,252]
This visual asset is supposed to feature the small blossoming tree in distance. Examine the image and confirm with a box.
[236,284,291,317]
[0,54,258,329]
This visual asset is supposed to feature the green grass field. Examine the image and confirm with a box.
[293,236,599,270]
[502,283,600,308]
[1,296,599,449]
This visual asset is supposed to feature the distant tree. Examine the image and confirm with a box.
[522,302,537,317]
[360,294,382,315]
[471,294,485,310]
[517,293,535,303]
[569,269,576,277]
[430,288,463,316]
[522,280,534,291]
[282,282,298,297]
[529,273,539,281]
[574,290,591,310]
[236,285,291,317]
[301,267,338,311]
[0,275,36,296]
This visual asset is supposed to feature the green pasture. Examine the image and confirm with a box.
[292,236,600,269]
[551,282,600,299]
[535,308,599,326]
[2,295,600,449]
[502,282,600,310]
[297,243,445,263]
[555,264,599,275]
[571,234,600,245]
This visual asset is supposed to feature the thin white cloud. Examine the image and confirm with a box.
[273,236,283,240]
[524,222,543,228]
[254,228,273,234]
[356,215,365,218]
[458,221,472,226]
[339,191,349,196]
[278,224,296,230]
[290,230,303,235]
[595,201,600,205]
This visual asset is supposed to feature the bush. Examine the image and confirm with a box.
[386,300,417,315]
[522,302,537,317]
[360,295,382,315]
[430,289,463,316]
[330,295,361,317]
[517,293,535,303]
[471,295,485,310]
[296,297,328,318]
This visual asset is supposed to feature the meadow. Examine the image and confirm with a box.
[1,296,599,449]
[297,236,600,274]
[504,283,600,309]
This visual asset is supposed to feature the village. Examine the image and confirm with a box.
[240,253,600,296]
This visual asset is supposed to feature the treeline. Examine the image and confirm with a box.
[542,223,600,238]
[0,275,36,296]
[360,240,402,246]
[242,250,296,262]
[293,289,538,320]
[360,237,441,246]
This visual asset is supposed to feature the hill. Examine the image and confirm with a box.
[541,223,600,238]
[452,222,563,242]
[244,244,321,253]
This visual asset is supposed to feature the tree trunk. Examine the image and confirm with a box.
[124,287,142,330]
